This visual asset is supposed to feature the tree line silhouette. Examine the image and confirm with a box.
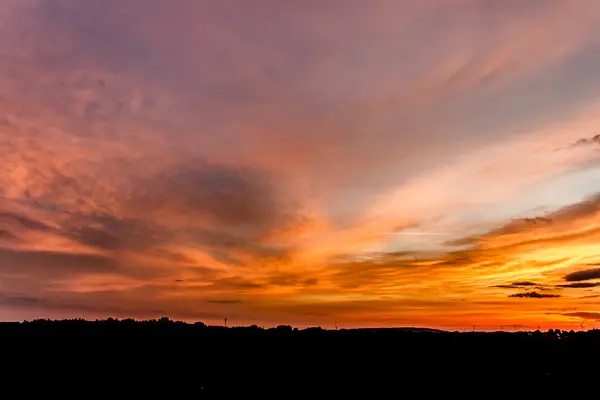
[1,318,598,398]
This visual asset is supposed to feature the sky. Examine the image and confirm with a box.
[2,0,600,330]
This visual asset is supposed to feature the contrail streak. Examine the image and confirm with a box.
[382,232,448,236]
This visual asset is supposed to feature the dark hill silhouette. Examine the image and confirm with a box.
[1,318,598,399]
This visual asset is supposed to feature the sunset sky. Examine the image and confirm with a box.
[2,0,600,330]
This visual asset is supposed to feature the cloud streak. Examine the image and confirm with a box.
[563,268,600,282]
[508,292,561,299]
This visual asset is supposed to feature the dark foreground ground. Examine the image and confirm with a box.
[1,319,598,398]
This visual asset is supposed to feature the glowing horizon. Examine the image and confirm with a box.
[1,0,600,330]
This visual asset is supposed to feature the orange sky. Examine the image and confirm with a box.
[1,0,600,330]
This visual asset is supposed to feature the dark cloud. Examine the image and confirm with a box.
[521,217,553,225]
[207,299,243,305]
[61,214,161,252]
[0,248,117,277]
[563,268,600,282]
[0,292,44,306]
[512,281,537,286]
[493,281,560,292]
[304,278,319,287]
[563,312,600,320]
[8,160,296,263]
[64,226,121,250]
[557,282,600,288]
[185,272,319,293]
[571,133,600,148]
[493,281,539,289]
[119,161,302,262]
[0,212,52,232]
[508,292,560,298]
[494,285,516,289]
[129,162,295,229]
[0,247,166,283]
[536,286,558,291]
[266,274,319,288]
